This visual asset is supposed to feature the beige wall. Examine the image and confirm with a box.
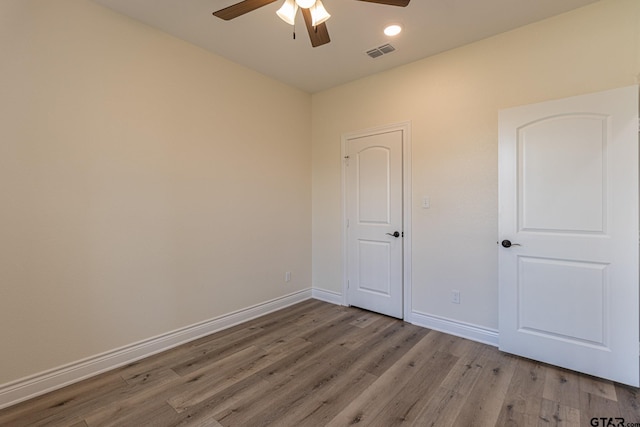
[312,0,640,329]
[0,0,311,384]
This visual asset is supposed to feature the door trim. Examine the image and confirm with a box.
[341,121,412,320]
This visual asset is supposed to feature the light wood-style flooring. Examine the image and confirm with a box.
[1,299,639,426]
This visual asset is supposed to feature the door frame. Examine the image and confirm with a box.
[341,121,412,320]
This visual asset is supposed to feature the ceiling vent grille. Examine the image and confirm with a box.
[366,43,396,59]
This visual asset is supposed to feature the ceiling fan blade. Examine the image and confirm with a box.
[213,0,279,20]
[356,0,410,6]
[301,8,330,47]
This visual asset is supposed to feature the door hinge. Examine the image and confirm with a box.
[347,280,350,289]
[344,155,350,166]
[347,219,350,228]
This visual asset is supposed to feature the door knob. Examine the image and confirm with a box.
[501,239,521,248]
[386,231,401,238]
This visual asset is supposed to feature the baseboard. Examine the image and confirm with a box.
[311,288,343,305]
[0,288,312,410]
[410,310,499,347]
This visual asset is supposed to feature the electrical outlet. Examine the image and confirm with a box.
[451,290,460,304]
[285,271,291,282]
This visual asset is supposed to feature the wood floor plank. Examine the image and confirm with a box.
[169,338,311,413]
[87,339,297,424]
[169,326,267,376]
[257,334,308,354]
[1,300,639,427]
[495,359,547,426]
[175,414,224,427]
[578,375,618,401]
[122,365,178,387]
[176,378,274,426]
[438,334,486,397]
[212,343,353,425]
[349,311,381,328]
[337,315,398,351]
[0,371,128,427]
[366,350,458,426]
[169,299,325,370]
[205,315,365,425]
[539,398,581,426]
[194,298,323,340]
[411,386,468,426]
[579,390,622,425]
[110,300,322,382]
[167,345,270,412]
[174,306,366,423]
[446,333,486,358]
[268,369,378,427]
[288,301,351,329]
[359,322,432,377]
[80,368,181,426]
[237,321,423,425]
[324,330,449,426]
[86,401,184,427]
[543,366,581,410]
[615,384,640,423]
[298,309,364,344]
[452,346,518,427]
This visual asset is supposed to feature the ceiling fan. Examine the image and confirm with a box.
[213,0,410,48]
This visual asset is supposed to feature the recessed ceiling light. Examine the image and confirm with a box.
[384,24,402,37]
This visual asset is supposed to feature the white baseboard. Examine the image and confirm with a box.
[0,288,312,410]
[409,310,499,347]
[311,288,343,305]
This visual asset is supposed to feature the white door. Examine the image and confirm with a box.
[345,130,403,319]
[498,85,639,386]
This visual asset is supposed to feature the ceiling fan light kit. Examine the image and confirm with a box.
[276,0,298,25]
[277,0,329,26]
[213,0,410,48]
[295,0,316,8]
[310,1,331,26]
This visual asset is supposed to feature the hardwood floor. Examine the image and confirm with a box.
[1,299,638,426]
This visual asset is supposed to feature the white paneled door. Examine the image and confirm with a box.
[498,85,639,386]
[345,129,403,319]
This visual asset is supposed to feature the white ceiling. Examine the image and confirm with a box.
[92,0,599,93]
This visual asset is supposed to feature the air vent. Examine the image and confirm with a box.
[366,43,396,59]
